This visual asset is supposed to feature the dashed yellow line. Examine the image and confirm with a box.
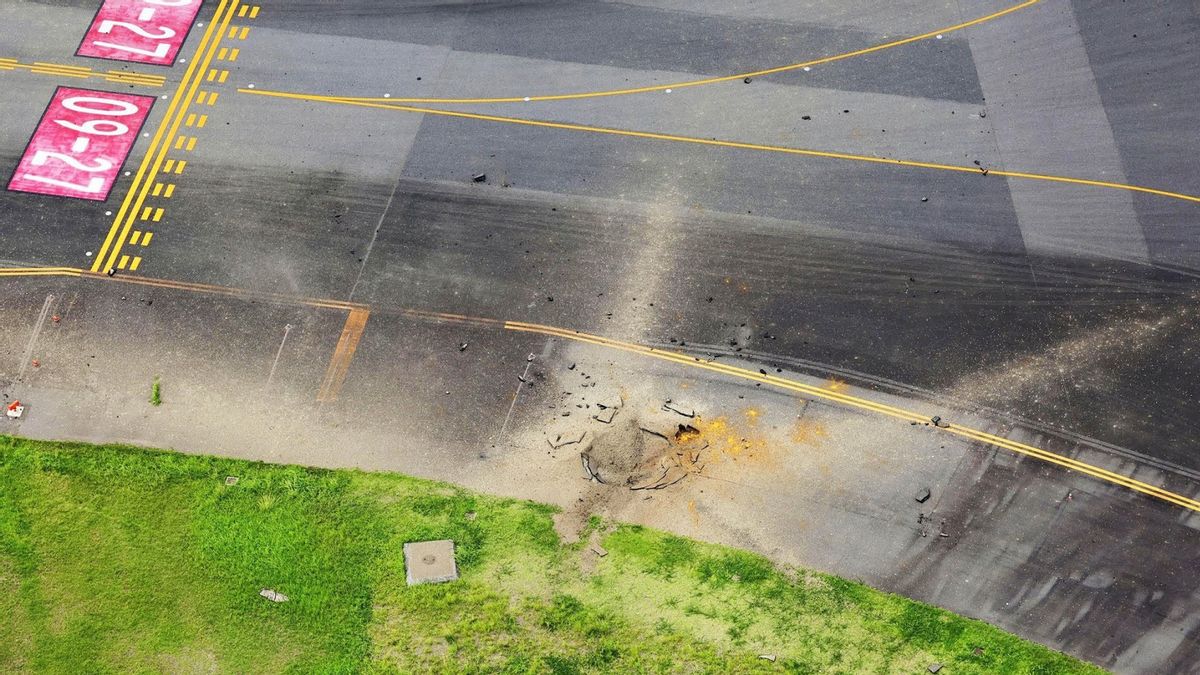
[503,320,1200,512]
[240,88,1200,206]
[0,57,165,87]
[326,0,1042,105]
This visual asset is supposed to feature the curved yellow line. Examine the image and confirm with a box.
[504,320,1200,512]
[325,0,1043,105]
[238,88,1200,205]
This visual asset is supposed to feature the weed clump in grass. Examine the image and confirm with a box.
[149,377,162,406]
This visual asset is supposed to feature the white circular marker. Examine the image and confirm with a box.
[161,95,168,99]
[180,58,186,63]
[523,96,530,102]
[665,88,672,93]
[198,22,204,27]
[86,251,93,257]
[383,93,390,98]
[105,211,112,216]
[143,132,150,137]
[248,84,255,89]
[803,66,811,72]
[125,172,131,176]
[936,34,943,39]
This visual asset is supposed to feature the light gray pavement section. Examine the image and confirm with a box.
[962,0,1149,263]
[612,0,962,36]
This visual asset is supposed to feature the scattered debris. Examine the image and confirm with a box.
[972,646,984,656]
[662,400,695,418]
[259,589,289,603]
[404,540,459,585]
[921,196,929,202]
[31,359,39,368]
[590,543,608,557]
[759,654,777,662]
[930,416,948,428]
[527,353,535,362]
[51,315,60,323]
[567,363,576,370]
[915,487,931,504]
[106,268,115,277]
[6,401,24,419]
[472,172,486,183]
[224,476,239,486]
[465,511,477,521]
[549,432,586,449]
[743,77,752,84]
[596,395,622,410]
[593,407,617,424]
[458,342,468,351]
[928,663,943,674]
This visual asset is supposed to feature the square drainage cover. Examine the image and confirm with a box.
[404,539,458,586]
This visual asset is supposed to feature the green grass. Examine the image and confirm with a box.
[149,377,161,406]
[0,436,1102,673]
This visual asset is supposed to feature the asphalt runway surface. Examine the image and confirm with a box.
[2,0,1200,671]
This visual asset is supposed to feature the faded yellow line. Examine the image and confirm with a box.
[90,0,232,272]
[319,0,1042,105]
[97,0,238,274]
[504,320,1200,513]
[316,307,370,402]
[240,89,1200,206]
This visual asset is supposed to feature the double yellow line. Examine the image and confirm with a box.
[504,321,1200,512]
[90,0,239,274]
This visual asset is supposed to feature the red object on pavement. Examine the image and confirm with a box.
[7,401,20,412]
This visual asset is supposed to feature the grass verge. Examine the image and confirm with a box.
[0,436,1101,673]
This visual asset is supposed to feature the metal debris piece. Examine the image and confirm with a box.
[458,342,468,351]
[915,487,931,503]
[224,476,239,486]
[581,452,605,483]
[662,401,695,418]
[549,432,586,449]
[472,172,486,182]
[928,664,942,674]
[593,407,617,424]
[259,589,289,603]
[591,544,608,557]
[759,654,777,662]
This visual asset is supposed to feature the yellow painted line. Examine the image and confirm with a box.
[249,5,259,19]
[94,0,238,274]
[196,114,207,128]
[228,48,239,62]
[243,89,1200,206]
[142,232,154,246]
[130,257,142,271]
[217,70,229,83]
[206,69,217,82]
[30,68,88,79]
[228,25,239,39]
[237,4,248,17]
[0,267,83,277]
[163,184,175,198]
[218,47,229,60]
[207,91,219,105]
[151,183,163,197]
[185,137,197,151]
[118,255,130,270]
[0,57,162,87]
[173,160,187,174]
[185,113,197,127]
[130,231,142,245]
[503,320,1200,512]
[163,159,175,172]
[152,207,165,222]
[239,26,250,40]
[140,206,152,220]
[174,136,186,150]
[330,0,1043,105]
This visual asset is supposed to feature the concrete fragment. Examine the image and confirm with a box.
[928,664,942,673]
[224,476,239,486]
[472,172,486,182]
[593,407,617,424]
[759,654,776,662]
[259,589,289,603]
[915,488,931,503]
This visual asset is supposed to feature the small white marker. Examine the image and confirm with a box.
[936,34,943,39]
[197,22,204,27]
[125,171,131,176]
[248,83,255,89]
[383,93,390,98]
[665,88,672,93]
[523,96,530,101]
[71,137,90,153]
[86,251,93,257]
[105,211,112,216]
[180,58,186,63]
[803,66,811,72]
[161,95,168,99]
[143,132,150,137]
[138,7,155,21]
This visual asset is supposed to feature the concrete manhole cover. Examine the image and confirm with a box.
[403,539,459,586]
